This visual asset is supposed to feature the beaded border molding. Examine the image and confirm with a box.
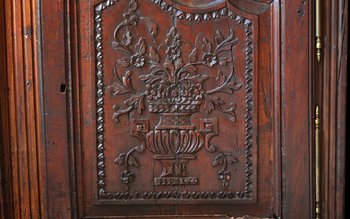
[94,0,254,201]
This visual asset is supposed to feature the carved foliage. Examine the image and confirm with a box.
[111,20,241,121]
[94,0,254,200]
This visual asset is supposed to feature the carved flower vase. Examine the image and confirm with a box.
[112,0,241,190]
[143,80,210,186]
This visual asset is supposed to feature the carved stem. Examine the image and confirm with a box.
[214,29,234,54]
[113,19,135,54]
[212,145,228,171]
[176,61,205,80]
[125,147,137,169]
[206,71,234,94]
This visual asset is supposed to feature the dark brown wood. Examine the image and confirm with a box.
[71,0,280,217]
[281,0,312,218]
[319,0,348,218]
[0,0,12,217]
[41,0,74,217]
[0,0,347,218]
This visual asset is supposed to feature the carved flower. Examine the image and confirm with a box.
[202,53,218,67]
[120,170,134,185]
[130,53,145,67]
[165,27,182,62]
[123,11,140,26]
[218,170,230,180]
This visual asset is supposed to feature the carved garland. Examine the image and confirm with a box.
[95,0,254,200]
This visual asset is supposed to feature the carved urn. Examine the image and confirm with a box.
[141,79,211,185]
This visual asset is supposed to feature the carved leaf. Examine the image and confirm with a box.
[163,57,174,74]
[222,181,229,190]
[214,30,224,45]
[212,95,225,105]
[112,41,120,50]
[142,17,158,37]
[203,98,215,113]
[110,83,130,95]
[148,47,160,63]
[129,0,137,10]
[135,38,146,55]
[139,70,166,84]
[127,155,139,167]
[117,57,130,67]
[185,74,209,83]
[215,30,238,54]
[212,155,224,167]
[218,57,232,66]
[115,153,126,165]
[122,31,133,46]
[227,154,239,164]
[139,74,157,84]
[201,37,212,53]
[112,105,134,123]
[174,58,184,70]
[137,95,145,114]
[112,41,131,54]
[109,69,134,95]
[122,71,132,89]
[216,70,226,86]
[220,81,242,94]
[189,48,198,63]
[183,65,197,76]
[124,94,140,106]
[203,95,226,114]
[124,94,146,115]
[218,103,237,122]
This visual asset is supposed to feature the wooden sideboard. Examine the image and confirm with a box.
[0,0,347,218]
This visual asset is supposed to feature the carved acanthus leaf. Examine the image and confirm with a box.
[123,93,146,114]
[109,70,134,95]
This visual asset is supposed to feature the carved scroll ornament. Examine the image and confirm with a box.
[95,0,254,200]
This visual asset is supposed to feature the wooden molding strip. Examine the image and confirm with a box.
[2,0,43,218]
[320,0,348,218]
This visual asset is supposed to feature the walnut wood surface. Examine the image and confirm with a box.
[319,0,348,218]
[0,0,347,218]
[75,0,276,217]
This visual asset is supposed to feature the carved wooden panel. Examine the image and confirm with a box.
[78,0,278,217]
[96,0,254,201]
[1,0,321,217]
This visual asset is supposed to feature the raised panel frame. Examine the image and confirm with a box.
[75,0,281,217]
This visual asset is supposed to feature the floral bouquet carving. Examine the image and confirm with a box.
[110,0,241,191]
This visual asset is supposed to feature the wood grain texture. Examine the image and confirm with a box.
[0,0,12,217]
[44,0,277,214]
[281,0,311,218]
[1,0,42,218]
[0,0,347,218]
[40,0,73,218]
[320,0,348,218]
[84,215,270,219]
